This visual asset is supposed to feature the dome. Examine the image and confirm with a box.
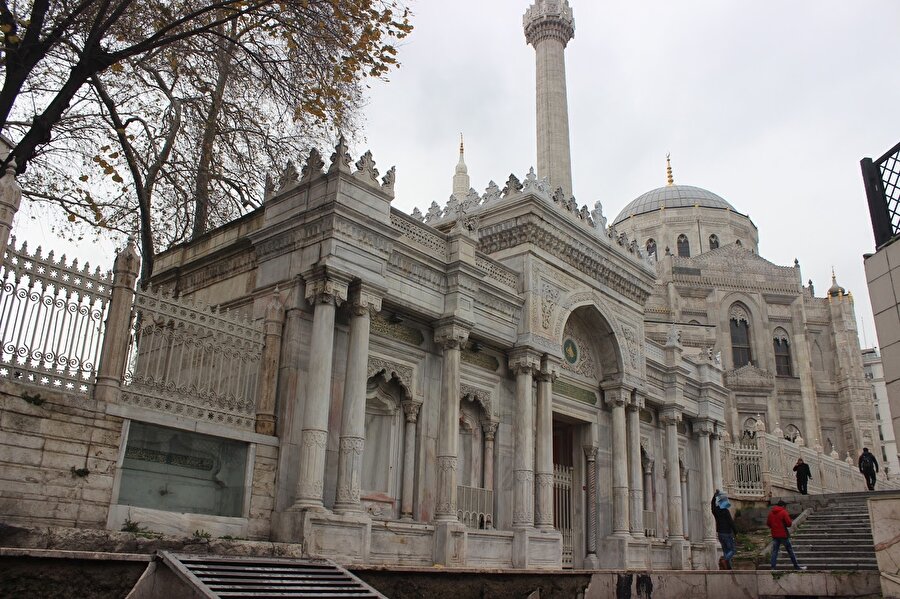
[612,184,738,225]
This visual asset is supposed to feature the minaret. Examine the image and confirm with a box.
[524,0,575,198]
[452,134,469,199]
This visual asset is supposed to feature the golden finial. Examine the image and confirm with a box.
[831,266,837,284]
[666,153,674,186]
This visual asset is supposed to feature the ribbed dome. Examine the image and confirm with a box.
[612,185,737,225]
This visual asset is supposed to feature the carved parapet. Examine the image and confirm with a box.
[300,148,325,182]
[433,321,470,350]
[328,136,352,174]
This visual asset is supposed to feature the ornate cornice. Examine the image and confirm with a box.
[479,217,653,306]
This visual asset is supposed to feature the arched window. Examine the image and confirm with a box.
[729,304,752,367]
[735,239,742,247]
[773,329,792,376]
[362,377,404,519]
[709,234,719,250]
[646,238,657,258]
[677,234,690,257]
[784,424,801,442]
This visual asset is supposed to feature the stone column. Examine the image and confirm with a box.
[680,464,689,540]
[0,158,21,260]
[255,290,285,435]
[94,239,140,404]
[292,274,347,510]
[697,423,716,541]
[334,287,381,514]
[400,401,422,520]
[603,383,630,537]
[523,0,575,198]
[535,356,558,530]
[662,408,683,540]
[643,460,654,512]
[627,396,644,537]
[483,421,498,492]
[510,349,540,529]
[711,432,723,491]
[583,444,599,567]
[434,322,469,521]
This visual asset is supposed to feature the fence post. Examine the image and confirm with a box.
[0,159,21,261]
[757,431,773,498]
[255,290,285,435]
[94,239,140,404]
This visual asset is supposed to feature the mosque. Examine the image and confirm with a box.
[0,0,877,573]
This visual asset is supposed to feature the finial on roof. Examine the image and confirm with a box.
[460,133,464,155]
[666,153,674,186]
[828,267,846,297]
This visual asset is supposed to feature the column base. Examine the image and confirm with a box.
[583,553,600,569]
[271,509,371,563]
[668,538,687,570]
[512,527,562,569]
[597,536,628,569]
[434,520,466,566]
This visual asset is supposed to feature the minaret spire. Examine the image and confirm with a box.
[524,0,575,199]
[666,153,674,186]
[452,134,470,199]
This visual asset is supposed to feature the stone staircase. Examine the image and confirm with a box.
[770,494,877,571]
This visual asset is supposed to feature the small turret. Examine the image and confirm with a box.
[452,134,470,200]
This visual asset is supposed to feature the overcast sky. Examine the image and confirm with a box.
[355,0,900,347]
[13,1,900,347]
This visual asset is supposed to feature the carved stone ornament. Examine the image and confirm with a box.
[402,400,422,423]
[424,201,443,223]
[502,173,523,197]
[304,276,348,306]
[724,364,775,391]
[367,356,414,399]
[541,282,560,330]
[278,160,298,191]
[620,322,640,369]
[483,180,501,203]
[300,148,325,182]
[328,136,352,173]
[508,348,541,375]
[411,207,425,222]
[434,323,469,349]
[353,150,379,185]
[729,303,750,324]
[560,326,595,379]
[483,421,499,440]
[381,166,396,197]
[460,383,492,417]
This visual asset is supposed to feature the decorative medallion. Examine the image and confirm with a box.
[563,338,578,365]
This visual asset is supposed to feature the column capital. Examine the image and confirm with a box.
[402,400,422,423]
[348,283,383,317]
[602,381,632,408]
[434,320,470,349]
[583,444,598,461]
[304,270,349,306]
[659,405,682,426]
[508,347,542,375]
[694,419,716,436]
[482,420,499,440]
[538,355,560,381]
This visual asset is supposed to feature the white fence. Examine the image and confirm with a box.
[0,238,111,393]
[723,431,900,499]
[121,285,264,431]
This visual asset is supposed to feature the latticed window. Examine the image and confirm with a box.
[646,238,657,258]
[730,317,752,367]
[773,334,792,376]
[677,234,690,257]
[709,234,719,250]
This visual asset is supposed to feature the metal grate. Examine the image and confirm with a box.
[862,139,900,247]
[553,463,574,568]
[159,552,386,598]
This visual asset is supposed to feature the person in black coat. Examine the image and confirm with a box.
[711,490,737,569]
[793,458,812,495]
[859,447,879,491]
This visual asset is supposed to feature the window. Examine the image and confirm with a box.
[784,424,801,442]
[730,317,752,367]
[362,377,404,518]
[118,421,249,517]
[709,234,719,250]
[773,329,792,376]
[646,238,657,258]
[677,234,690,257]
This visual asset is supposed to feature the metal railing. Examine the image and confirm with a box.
[553,464,574,568]
[121,285,264,431]
[457,484,493,529]
[862,139,900,247]
[0,238,111,393]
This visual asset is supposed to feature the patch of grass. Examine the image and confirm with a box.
[192,529,212,540]
[122,519,148,534]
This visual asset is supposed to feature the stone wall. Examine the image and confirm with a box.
[0,380,124,529]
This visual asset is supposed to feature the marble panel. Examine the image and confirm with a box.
[871,496,900,581]
[465,530,514,568]
[527,530,564,568]
[824,571,881,597]
[369,523,434,566]
[307,516,370,562]
[757,571,826,597]
[704,572,758,599]
[645,572,706,598]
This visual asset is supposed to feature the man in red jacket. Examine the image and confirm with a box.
[767,500,807,570]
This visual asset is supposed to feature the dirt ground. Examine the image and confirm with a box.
[0,557,146,599]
